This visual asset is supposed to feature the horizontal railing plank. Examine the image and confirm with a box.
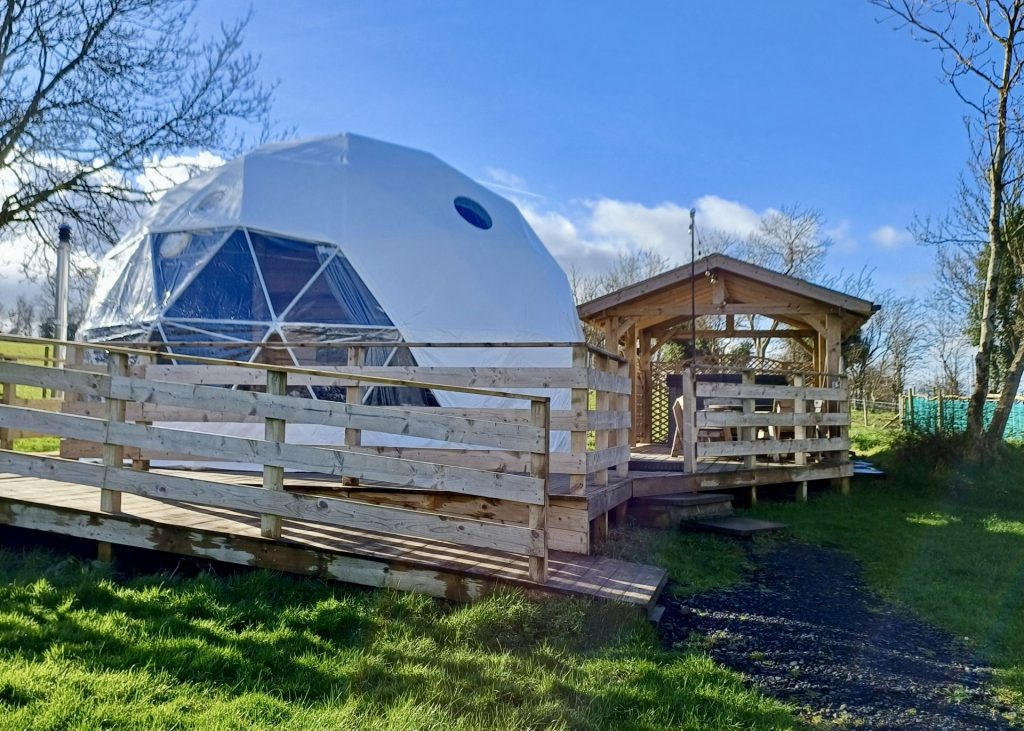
[0,362,546,451]
[144,364,589,390]
[586,445,631,473]
[696,412,848,428]
[695,382,846,401]
[0,451,543,556]
[0,406,545,505]
[586,368,632,395]
[697,437,850,458]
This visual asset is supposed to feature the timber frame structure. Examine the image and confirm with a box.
[578,253,878,498]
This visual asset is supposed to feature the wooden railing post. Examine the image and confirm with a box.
[793,374,808,502]
[529,398,550,583]
[100,352,128,513]
[593,353,609,488]
[570,344,588,495]
[616,357,630,478]
[0,363,14,451]
[261,368,287,538]
[342,346,364,487]
[682,367,696,474]
[837,375,850,495]
[741,370,756,471]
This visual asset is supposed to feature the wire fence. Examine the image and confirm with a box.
[904,395,1024,441]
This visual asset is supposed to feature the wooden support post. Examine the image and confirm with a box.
[591,512,609,543]
[342,346,365,487]
[261,369,287,539]
[570,344,588,495]
[612,501,628,526]
[529,399,550,583]
[937,391,944,434]
[741,370,755,470]
[796,481,808,502]
[749,485,758,507]
[638,332,652,444]
[681,367,696,473]
[100,352,128,513]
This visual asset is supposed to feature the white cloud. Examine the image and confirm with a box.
[827,220,858,253]
[870,225,912,249]
[484,167,527,191]
[515,194,772,277]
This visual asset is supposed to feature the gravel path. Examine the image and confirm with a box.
[659,542,1017,730]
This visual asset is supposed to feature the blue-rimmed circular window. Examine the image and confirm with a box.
[454,196,492,230]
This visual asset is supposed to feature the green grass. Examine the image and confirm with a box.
[750,433,1024,710]
[0,547,801,730]
[599,525,746,598]
[848,411,900,455]
[0,338,55,400]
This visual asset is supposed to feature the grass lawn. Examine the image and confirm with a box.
[0,533,797,731]
[750,429,1024,710]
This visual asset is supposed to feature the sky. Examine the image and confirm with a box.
[0,1,973,312]
[185,0,969,299]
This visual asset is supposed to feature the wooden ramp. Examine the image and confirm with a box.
[0,473,666,610]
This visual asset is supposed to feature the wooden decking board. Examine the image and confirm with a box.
[0,473,664,607]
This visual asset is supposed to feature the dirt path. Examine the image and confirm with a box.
[659,542,1016,730]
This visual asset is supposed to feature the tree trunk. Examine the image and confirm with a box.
[967,32,1016,455]
[984,338,1024,450]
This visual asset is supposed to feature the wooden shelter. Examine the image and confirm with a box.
[578,253,877,498]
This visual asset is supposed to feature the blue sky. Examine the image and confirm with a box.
[196,0,969,298]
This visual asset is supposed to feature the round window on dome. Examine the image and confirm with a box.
[454,196,492,230]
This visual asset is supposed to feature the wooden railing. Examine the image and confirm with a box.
[677,367,850,474]
[0,336,562,581]
[55,340,631,496]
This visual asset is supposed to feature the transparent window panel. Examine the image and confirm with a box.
[84,239,157,330]
[249,232,326,317]
[281,246,393,326]
[166,231,271,321]
[152,229,231,308]
[162,322,266,362]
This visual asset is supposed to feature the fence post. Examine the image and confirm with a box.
[741,370,755,470]
[529,398,550,583]
[342,346,365,487]
[261,368,287,539]
[100,352,128,513]
[937,391,944,434]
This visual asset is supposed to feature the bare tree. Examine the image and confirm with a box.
[737,205,832,281]
[0,0,272,273]
[6,294,34,335]
[875,0,1024,455]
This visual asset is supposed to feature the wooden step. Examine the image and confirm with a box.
[629,492,733,528]
[683,516,788,538]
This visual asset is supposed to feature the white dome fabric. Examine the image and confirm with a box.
[82,133,582,452]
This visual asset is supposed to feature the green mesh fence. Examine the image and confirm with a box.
[907,396,1024,440]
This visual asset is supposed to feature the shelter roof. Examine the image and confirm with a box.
[577,253,877,338]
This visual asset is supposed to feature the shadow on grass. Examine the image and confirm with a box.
[0,537,801,730]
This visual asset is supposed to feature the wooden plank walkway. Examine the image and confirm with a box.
[0,472,666,610]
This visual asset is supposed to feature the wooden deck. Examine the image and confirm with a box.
[629,443,853,497]
[0,471,666,610]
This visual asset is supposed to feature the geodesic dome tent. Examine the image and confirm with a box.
[80,133,582,446]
